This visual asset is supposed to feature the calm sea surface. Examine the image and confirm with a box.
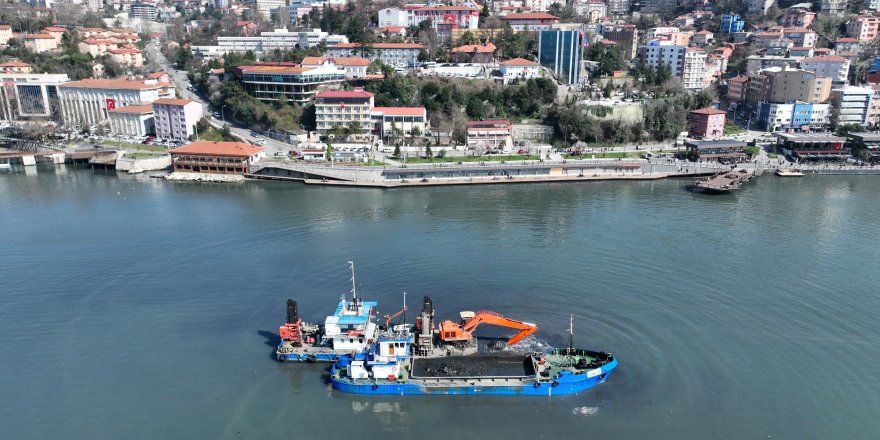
[1,165,878,439]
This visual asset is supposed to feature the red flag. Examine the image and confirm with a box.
[106,98,116,110]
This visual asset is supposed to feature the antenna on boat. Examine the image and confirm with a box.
[402,291,407,326]
[567,315,574,356]
[347,261,357,302]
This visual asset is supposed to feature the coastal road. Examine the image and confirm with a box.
[145,44,292,156]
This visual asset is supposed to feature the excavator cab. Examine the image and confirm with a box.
[438,310,537,346]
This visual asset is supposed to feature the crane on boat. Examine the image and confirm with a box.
[438,310,538,346]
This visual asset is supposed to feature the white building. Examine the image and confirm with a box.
[762,102,831,132]
[58,78,175,127]
[129,3,158,21]
[832,86,874,126]
[250,0,287,19]
[378,7,408,27]
[0,72,69,122]
[371,107,428,138]
[23,34,58,53]
[327,42,426,67]
[215,29,349,53]
[799,55,851,86]
[638,40,708,91]
[499,58,541,79]
[747,0,774,14]
[108,104,155,136]
[0,25,12,45]
[682,48,707,91]
[152,98,203,142]
[301,57,370,79]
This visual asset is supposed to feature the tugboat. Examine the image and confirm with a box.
[329,297,618,396]
[276,262,379,362]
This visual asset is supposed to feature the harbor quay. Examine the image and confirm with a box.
[246,158,735,188]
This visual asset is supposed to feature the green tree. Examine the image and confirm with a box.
[458,30,478,46]
[425,144,432,158]
[393,144,401,157]
[325,138,333,161]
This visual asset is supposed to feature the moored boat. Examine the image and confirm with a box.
[775,168,804,176]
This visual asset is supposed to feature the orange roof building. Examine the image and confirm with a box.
[170,141,265,175]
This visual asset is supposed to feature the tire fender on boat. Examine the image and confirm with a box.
[552,380,559,387]
[533,382,540,388]
[372,384,378,391]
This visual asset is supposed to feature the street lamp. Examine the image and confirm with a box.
[221,105,227,122]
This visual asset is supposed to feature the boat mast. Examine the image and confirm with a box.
[347,261,358,303]
[567,315,574,356]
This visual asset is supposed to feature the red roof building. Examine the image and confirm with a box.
[688,108,726,140]
[169,141,265,174]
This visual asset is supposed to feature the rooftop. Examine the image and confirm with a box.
[451,42,496,53]
[329,42,426,49]
[170,141,264,157]
[775,133,847,142]
[501,12,560,20]
[0,60,32,67]
[241,65,314,74]
[301,56,371,66]
[59,78,163,90]
[109,104,153,114]
[499,57,539,66]
[690,108,727,115]
[315,90,374,99]
[373,107,426,116]
[153,98,194,106]
[685,140,747,150]
[802,55,847,62]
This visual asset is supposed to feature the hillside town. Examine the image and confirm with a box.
[3,0,880,183]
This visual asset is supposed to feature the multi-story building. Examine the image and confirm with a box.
[301,57,370,78]
[727,75,749,103]
[789,47,814,57]
[757,102,832,131]
[763,67,832,104]
[691,31,714,47]
[820,0,847,16]
[371,107,428,138]
[23,34,57,53]
[314,89,375,133]
[57,78,175,126]
[109,47,144,67]
[599,23,638,60]
[639,0,677,14]
[216,29,349,53]
[465,120,513,150]
[129,3,158,21]
[682,48,707,91]
[327,43,427,67]
[500,13,560,31]
[538,30,582,85]
[688,108,726,140]
[745,55,799,76]
[638,40,708,91]
[378,7,407,27]
[831,86,874,126]
[169,141,265,174]
[42,26,66,45]
[152,98,203,142]
[79,39,116,57]
[411,5,480,38]
[239,64,345,103]
[84,0,103,11]
[574,0,607,23]
[720,14,745,34]
[847,15,880,42]
[108,104,154,137]
[747,0,774,15]
[0,25,12,45]
[0,72,69,122]
[835,38,862,55]
[781,8,815,28]
[450,43,496,64]
[783,28,817,48]
[249,0,287,20]
[606,0,631,16]
[799,55,851,86]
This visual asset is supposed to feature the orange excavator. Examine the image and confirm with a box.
[439,310,538,346]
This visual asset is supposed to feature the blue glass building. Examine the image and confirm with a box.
[538,30,583,85]
[720,14,745,34]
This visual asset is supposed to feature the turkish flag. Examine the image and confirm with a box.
[341,103,345,109]
[106,98,116,110]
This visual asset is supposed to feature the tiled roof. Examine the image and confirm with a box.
[0,60,32,67]
[24,33,54,39]
[499,57,539,66]
[109,104,153,114]
[451,43,496,53]
[802,55,847,62]
[153,98,194,106]
[315,90,374,99]
[329,42,426,49]
[59,78,164,90]
[170,141,263,157]
[302,56,371,66]
[241,65,314,74]
[501,13,559,20]
[373,107,426,116]
[690,108,726,115]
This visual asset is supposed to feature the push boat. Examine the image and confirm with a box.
[276,262,379,362]
[329,295,618,396]
[775,168,804,177]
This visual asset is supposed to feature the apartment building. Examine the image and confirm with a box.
[314,90,375,133]
[847,15,880,42]
[500,13,560,31]
[799,56,851,86]
[152,98,203,142]
[688,108,726,140]
[831,86,874,126]
[465,120,513,150]
[599,23,638,60]
[23,34,57,53]
[371,107,428,138]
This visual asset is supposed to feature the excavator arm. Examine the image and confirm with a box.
[384,306,407,328]
[441,311,538,345]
